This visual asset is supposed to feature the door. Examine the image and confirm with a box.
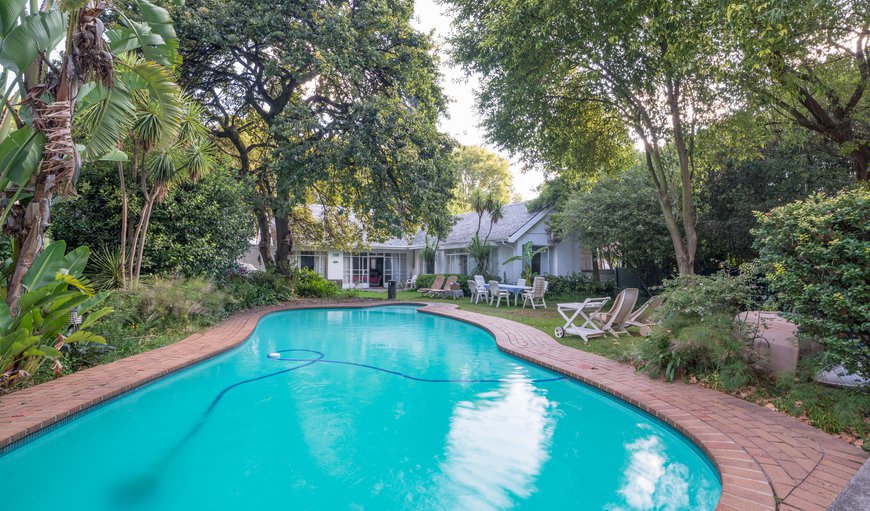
[369,256,384,287]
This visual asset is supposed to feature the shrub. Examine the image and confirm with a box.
[120,278,229,330]
[222,271,295,312]
[545,272,613,296]
[291,267,340,298]
[656,270,755,322]
[632,271,765,389]
[753,186,870,379]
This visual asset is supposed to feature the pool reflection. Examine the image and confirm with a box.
[436,369,556,510]
[607,426,717,510]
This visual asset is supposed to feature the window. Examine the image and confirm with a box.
[296,251,325,275]
[343,252,408,286]
[445,249,468,275]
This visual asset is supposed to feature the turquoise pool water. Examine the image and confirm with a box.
[0,305,721,510]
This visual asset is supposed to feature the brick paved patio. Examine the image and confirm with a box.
[0,301,866,510]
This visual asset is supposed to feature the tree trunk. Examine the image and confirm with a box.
[254,206,273,268]
[118,161,128,286]
[133,198,154,281]
[850,145,869,181]
[644,147,695,276]
[5,175,50,313]
[274,212,293,272]
[591,250,600,286]
[666,77,697,275]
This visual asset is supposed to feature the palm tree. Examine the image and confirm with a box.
[126,95,213,282]
[0,0,180,313]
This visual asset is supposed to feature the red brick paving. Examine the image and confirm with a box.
[0,301,865,511]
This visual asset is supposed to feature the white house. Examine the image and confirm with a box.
[240,202,595,288]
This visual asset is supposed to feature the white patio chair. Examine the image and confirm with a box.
[488,280,510,307]
[474,275,489,301]
[467,280,487,304]
[522,276,548,309]
[516,278,526,288]
[405,274,417,289]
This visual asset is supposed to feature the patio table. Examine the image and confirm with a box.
[554,297,611,343]
[498,284,532,306]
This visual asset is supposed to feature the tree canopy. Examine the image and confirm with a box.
[722,0,869,180]
[449,145,514,213]
[176,0,455,268]
[446,0,726,274]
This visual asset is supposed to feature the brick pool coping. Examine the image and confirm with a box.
[0,301,866,510]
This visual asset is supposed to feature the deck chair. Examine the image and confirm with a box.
[431,275,458,298]
[626,295,666,336]
[593,288,639,337]
[488,280,510,307]
[418,275,444,295]
[522,276,548,309]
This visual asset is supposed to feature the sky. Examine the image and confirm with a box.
[411,0,545,201]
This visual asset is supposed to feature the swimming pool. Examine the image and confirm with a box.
[0,305,721,510]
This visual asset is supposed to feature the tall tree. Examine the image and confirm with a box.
[449,145,514,213]
[175,0,455,270]
[447,0,723,274]
[0,0,180,312]
[723,0,870,180]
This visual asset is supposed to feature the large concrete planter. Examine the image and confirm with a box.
[737,311,819,375]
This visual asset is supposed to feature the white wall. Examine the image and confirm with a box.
[551,237,582,275]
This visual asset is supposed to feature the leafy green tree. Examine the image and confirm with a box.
[551,166,676,285]
[697,142,854,271]
[0,0,180,312]
[722,0,870,180]
[51,163,253,278]
[449,145,513,213]
[175,0,455,269]
[446,0,724,275]
[753,186,870,378]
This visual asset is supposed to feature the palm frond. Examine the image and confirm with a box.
[77,81,136,161]
[116,54,182,150]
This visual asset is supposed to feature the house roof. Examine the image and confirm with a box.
[267,202,548,250]
[437,202,548,248]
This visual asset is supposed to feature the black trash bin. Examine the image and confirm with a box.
[387,280,397,300]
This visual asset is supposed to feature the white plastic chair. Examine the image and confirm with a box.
[488,280,510,307]
[522,276,548,309]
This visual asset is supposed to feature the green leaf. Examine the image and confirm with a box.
[0,0,27,37]
[78,81,136,160]
[134,0,178,66]
[98,148,129,162]
[61,245,90,276]
[0,126,45,189]
[22,240,66,291]
[0,302,11,335]
[106,24,166,57]
[0,9,67,72]
[78,307,113,330]
[18,285,57,313]
[117,55,182,148]
[65,330,106,345]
